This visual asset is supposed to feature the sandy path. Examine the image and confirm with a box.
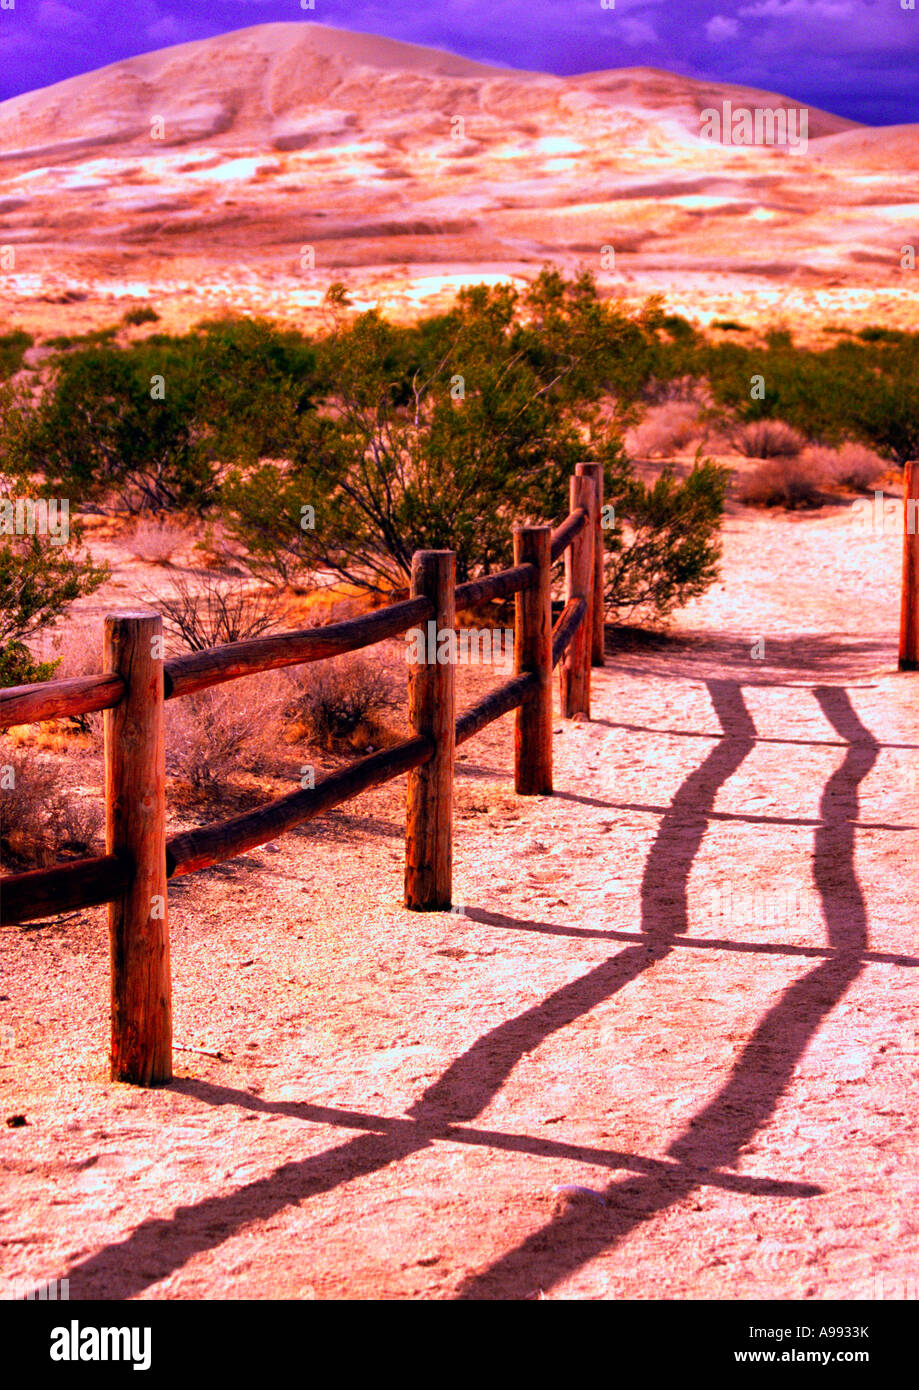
[2,500,918,1300]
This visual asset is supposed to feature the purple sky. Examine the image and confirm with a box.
[0,0,916,125]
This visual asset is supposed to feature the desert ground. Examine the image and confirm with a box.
[2,475,919,1300]
[1,21,919,1302]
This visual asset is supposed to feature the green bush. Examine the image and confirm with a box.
[123,305,160,327]
[0,532,108,687]
[605,458,730,620]
[0,330,32,380]
[223,284,637,592]
[4,317,322,513]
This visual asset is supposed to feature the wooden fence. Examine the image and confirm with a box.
[0,465,605,1085]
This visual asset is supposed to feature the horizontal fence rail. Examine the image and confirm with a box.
[0,673,126,732]
[164,595,435,701]
[455,670,540,747]
[549,506,588,563]
[166,734,434,879]
[454,561,537,614]
[552,597,588,670]
[0,853,132,926]
[0,466,607,1083]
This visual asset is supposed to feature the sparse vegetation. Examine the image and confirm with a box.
[0,748,102,869]
[142,572,284,652]
[122,305,161,327]
[734,419,806,459]
[0,330,33,380]
[283,652,402,752]
[164,675,286,794]
[126,516,187,566]
[626,401,704,458]
[604,459,730,620]
[803,441,886,493]
[738,454,826,509]
[0,532,108,687]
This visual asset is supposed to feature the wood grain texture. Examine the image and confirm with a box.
[899,460,919,671]
[549,507,587,563]
[559,474,594,718]
[104,612,171,1086]
[454,562,536,613]
[164,596,434,700]
[514,526,553,795]
[551,597,587,670]
[166,735,433,877]
[0,673,124,731]
[404,551,455,911]
[456,671,539,748]
[577,461,606,667]
[0,854,131,927]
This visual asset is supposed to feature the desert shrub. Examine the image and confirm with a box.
[712,320,749,332]
[765,327,794,350]
[3,317,322,513]
[222,278,729,623]
[126,516,186,565]
[141,573,283,652]
[0,330,33,380]
[0,531,108,687]
[0,749,102,870]
[221,288,599,591]
[738,455,826,509]
[33,619,106,737]
[283,652,402,751]
[626,401,703,458]
[0,642,59,687]
[857,326,906,344]
[164,676,285,792]
[682,332,919,464]
[733,419,806,459]
[802,442,886,492]
[122,305,160,327]
[604,459,730,620]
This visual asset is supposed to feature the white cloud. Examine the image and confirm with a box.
[146,14,186,43]
[37,1,90,32]
[619,17,658,44]
[705,15,741,40]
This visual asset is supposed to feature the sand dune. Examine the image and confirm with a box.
[0,22,916,340]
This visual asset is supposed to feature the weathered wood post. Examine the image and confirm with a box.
[405,551,456,910]
[899,460,919,671]
[514,525,553,794]
[578,461,606,667]
[560,470,595,718]
[104,612,171,1085]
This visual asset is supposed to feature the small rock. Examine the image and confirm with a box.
[5,1114,27,1128]
[265,842,281,853]
[552,1183,607,1211]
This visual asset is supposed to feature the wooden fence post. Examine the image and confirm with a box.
[578,462,606,667]
[405,551,456,910]
[514,525,552,794]
[560,471,595,718]
[104,612,171,1085]
[899,460,919,671]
